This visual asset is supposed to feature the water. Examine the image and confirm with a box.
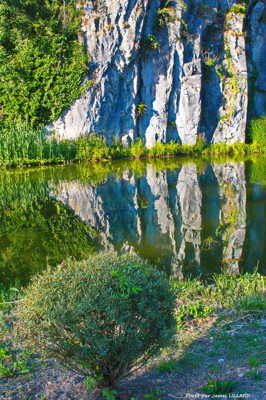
[1,157,266,287]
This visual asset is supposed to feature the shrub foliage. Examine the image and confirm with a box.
[14,253,176,388]
[249,116,266,146]
[0,0,87,128]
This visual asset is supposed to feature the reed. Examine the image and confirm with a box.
[1,124,266,169]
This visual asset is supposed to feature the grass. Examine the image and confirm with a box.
[0,345,34,378]
[2,121,266,170]
[149,272,266,398]
[1,270,265,398]
[157,358,180,374]
[0,125,130,168]
[171,272,265,312]
[169,272,265,388]
[245,369,263,380]
[143,388,161,400]
[200,379,238,395]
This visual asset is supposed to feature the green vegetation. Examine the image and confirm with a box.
[249,155,266,186]
[176,302,215,329]
[0,170,96,287]
[157,358,179,374]
[101,388,119,400]
[202,142,258,157]
[171,272,265,313]
[0,344,34,378]
[155,272,266,397]
[1,265,265,398]
[3,124,265,169]
[229,3,247,15]
[136,103,148,117]
[143,388,161,400]
[201,379,239,395]
[245,369,263,380]
[0,129,129,167]
[156,1,176,28]
[14,253,176,390]
[141,34,160,52]
[204,57,216,67]
[0,0,87,129]
[249,116,266,146]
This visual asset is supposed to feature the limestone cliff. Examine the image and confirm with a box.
[48,0,266,146]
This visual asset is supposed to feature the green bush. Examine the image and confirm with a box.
[14,253,176,389]
[249,117,266,146]
[0,0,87,129]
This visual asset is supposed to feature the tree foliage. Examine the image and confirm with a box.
[0,0,88,128]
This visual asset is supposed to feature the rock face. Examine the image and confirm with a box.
[52,161,247,277]
[248,0,266,119]
[48,0,264,146]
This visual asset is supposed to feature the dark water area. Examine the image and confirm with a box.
[1,157,266,287]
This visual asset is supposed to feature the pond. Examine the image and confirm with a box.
[1,157,266,287]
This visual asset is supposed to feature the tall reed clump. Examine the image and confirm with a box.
[0,124,77,166]
[0,125,126,167]
[249,117,266,147]
[129,138,147,158]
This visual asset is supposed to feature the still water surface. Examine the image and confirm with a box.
[1,158,266,286]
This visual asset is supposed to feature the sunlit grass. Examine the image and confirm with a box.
[1,124,266,169]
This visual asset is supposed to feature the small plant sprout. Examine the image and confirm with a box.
[202,51,217,67]
[141,35,160,52]
[200,379,238,395]
[136,103,148,117]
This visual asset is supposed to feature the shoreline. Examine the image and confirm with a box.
[1,139,266,170]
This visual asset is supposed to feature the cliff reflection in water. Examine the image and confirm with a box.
[53,161,247,278]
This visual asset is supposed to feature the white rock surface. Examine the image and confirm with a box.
[48,0,264,145]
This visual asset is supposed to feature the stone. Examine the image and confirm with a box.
[47,0,262,145]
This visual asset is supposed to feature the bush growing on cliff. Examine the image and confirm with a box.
[14,253,176,389]
[141,35,160,52]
